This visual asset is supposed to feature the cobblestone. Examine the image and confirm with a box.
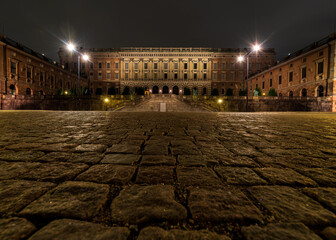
[0,111,335,239]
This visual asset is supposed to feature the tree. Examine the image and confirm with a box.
[254,87,261,96]
[225,88,234,96]
[211,88,219,96]
[122,86,130,95]
[268,88,277,96]
[184,87,191,95]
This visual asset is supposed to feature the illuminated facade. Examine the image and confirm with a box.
[58,47,275,96]
[248,33,336,102]
[0,35,87,97]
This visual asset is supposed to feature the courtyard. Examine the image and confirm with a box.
[0,111,336,239]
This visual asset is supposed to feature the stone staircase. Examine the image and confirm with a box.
[118,95,210,112]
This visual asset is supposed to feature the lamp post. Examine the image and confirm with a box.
[238,44,261,112]
[66,43,89,96]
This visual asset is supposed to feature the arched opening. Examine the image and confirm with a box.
[152,86,159,94]
[173,86,179,95]
[193,87,198,96]
[301,88,307,97]
[202,87,207,95]
[9,85,16,95]
[108,87,116,95]
[96,88,103,95]
[162,86,169,94]
[39,90,44,96]
[289,91,293,98]
[317,85,324,97]
[26,88,32,95]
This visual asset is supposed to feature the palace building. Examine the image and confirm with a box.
[0,34,88,97]
[58,47,275,96]
[248,33,336,101]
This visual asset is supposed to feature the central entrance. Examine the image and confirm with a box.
[152,86,159,94]
[162,86,169,94]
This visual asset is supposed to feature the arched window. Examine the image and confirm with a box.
[9,85,16,95]
[26,88,32,95]
[289,91,293,98]
[301,88,307,97]
[202,87,207,95]
[173,86,179,95]
[317,85,324,97]
[152,86,159,94]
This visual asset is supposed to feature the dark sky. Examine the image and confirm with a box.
[1,0,336,61]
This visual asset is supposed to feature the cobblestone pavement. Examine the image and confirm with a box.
[0,111,336,240]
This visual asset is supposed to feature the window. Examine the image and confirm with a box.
[194,74,197,80]
[135,63,138,70]
[319,51,324,57]
[74,62,78,70]
[115,62,119,69]
[125,63,129,70]
[40,72,44,86]
[164,63,168,69]
[222,73,226,79]
[203,73,207,80]
[174,73,178,79]
[193,63,197,69]
[27,67,32,80]
[125,73,129,79]
[98,62,102,69]
[279,75,282,84]
[174,62,178,69]
[301,67,307,79]
[203,63,207,70]
[144,63,148,69]
[90,63,93,69]
[230,63,235,70]
[164,73,168,79]
[81,63,85,69]
[184,73,188,80]
[270,78,273,87]
[154,63,158,69]
[107,72,111,79]
[262,81,265,89]
[184,63,188,70]
[50,76,54,89]
[222,63,226,69]
[144,73,148,79]
[90,72,94,78]
[213,73,217,79]
[303,58,306,63]
[230,73,234,80]
[107,62,111,69]
[318,61,324,74]
[289,72,293,82]
[239,72,243,80]
[214,63,217,70]
[290,63,293,68]
[222,88,224,94]
[135,73,138,80]
[256,63,261,70]
[154,73,157,79]
[98,72,102,80]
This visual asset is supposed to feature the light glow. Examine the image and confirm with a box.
[218,99,223,103]
[82,54,89,61]
[67,43,75,52]
[253,44,261,52]
[104,98,109,103]
[64,91,68,95]
[237,55,244,62]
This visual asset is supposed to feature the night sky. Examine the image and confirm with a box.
[1,0,336,61]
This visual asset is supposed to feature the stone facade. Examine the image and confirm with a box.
[0,35,88,99]
[248,33,336,112]
[58,47,275,96]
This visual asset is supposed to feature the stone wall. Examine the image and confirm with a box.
[182,96,333,112]
[0,94,110,111]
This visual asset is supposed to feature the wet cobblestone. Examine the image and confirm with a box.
[0,111,335,239]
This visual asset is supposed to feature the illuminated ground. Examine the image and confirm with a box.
[0,111,335,240]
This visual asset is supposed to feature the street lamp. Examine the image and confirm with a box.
[237,43,261,111]
[66,43,90,96]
